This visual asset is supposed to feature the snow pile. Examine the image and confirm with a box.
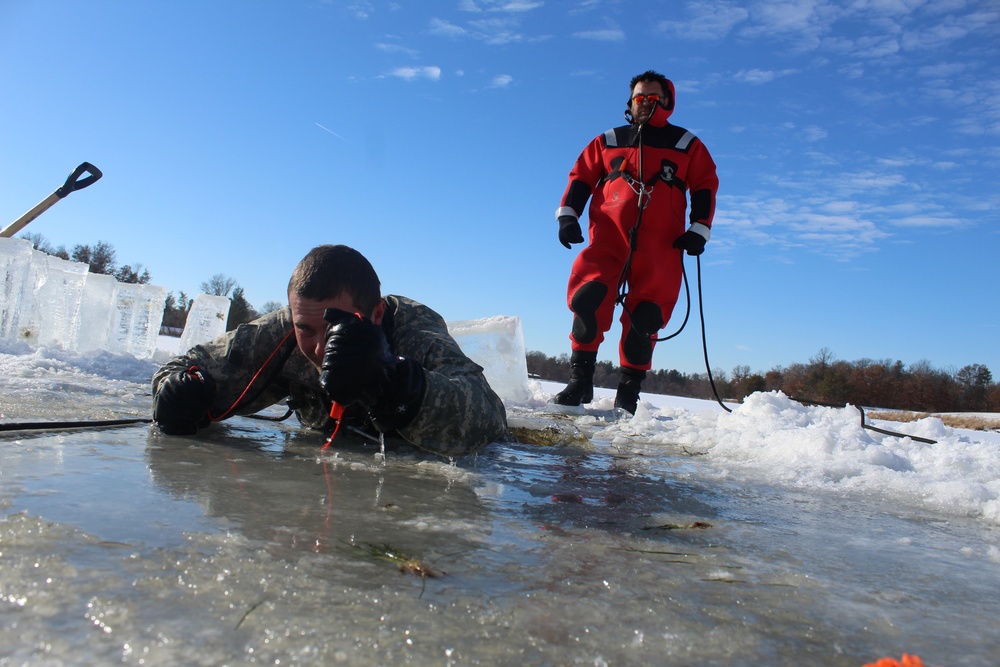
[527,380,1000,525]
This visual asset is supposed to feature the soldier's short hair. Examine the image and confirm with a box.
[287,244,382,314]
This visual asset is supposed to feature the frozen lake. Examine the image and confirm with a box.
[2,348,999,666]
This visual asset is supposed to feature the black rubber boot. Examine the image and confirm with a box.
[553,351,597,406]
[614,367,646,415]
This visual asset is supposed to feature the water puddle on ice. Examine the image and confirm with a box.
[1,417,998,666]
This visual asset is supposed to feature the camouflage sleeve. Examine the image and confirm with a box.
[387,296,508,457]
[151,308,299,420]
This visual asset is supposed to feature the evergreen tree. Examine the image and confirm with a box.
[114,263,151,284]
[71,240,117,275]
[226,286,259,331]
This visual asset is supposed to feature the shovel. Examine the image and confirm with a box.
[1,162,103,238]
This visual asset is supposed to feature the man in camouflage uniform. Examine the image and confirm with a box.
[152,244,507,457]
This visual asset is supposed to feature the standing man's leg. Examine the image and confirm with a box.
[613,244,683,414]
[553,240,624,406]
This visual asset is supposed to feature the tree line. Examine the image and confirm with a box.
[526,348,999,413]
[21,234,998,412]
[24,233,151,285]
[23,234,281,332]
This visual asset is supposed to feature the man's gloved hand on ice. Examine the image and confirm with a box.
[153,367,215,435]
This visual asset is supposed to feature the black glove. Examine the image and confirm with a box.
[558,215,584,249]
[318,309,427,434]
[153,368,215,435]
[368,355,426,432]
[319,309,395,407]
[672,229,707,256]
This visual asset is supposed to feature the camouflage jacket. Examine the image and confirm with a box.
[152,295,508,457]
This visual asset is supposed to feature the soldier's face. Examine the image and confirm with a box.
[288,293,384,367]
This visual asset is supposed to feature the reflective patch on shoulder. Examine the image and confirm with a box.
[604,128,618,147]
[676,131,695,150]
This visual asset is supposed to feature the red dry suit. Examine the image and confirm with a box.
[556,79,719,371]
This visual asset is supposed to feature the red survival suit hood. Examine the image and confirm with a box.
[643,78,676,128]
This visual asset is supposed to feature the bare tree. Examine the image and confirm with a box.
[200,273,238,297]
[259,300,285,315]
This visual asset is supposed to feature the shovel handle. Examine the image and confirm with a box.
[55,162,103,198]
[0,161,104,238]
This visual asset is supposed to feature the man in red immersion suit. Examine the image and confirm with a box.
[553,69,719,415]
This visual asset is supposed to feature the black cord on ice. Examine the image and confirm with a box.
[695,255,733,414]
[0,417,152,433]
[0,408,294,434]
[787,396,937,445]
[693,257,935,443]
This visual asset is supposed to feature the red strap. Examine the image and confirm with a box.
[208,329,296,422]
[322,402,346,450]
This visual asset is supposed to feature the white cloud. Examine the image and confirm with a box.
[657,1,749,39]
[802,126,828,141]
[498,1,543,10]
[468,18,525,44]
[459,0,543,11]
[491,74,513,87]
[890,215,965,228]
[836,171,908,191]
[917,62,968,78]
[712,195,890,261]
[389,66,442,81]
[346,1,374,20]
[432,0,547,45]
[375,42,419,57]
[851,35,901,58]
[572,28,624,41]
[734,68,797,84]
[428,18,467,37]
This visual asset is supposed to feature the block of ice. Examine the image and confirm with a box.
[178,294,231,351]
[34,254,88,349]
[2,237,191,360]
[108,283,168,358]
[8,244,52,346]
[74,272,117,353]
[0,237,34,343]
[448,315,530,404]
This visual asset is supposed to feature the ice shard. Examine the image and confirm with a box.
[74,272,116,353]
[34,254,88,349]
[448,315,530,404]
[108,283,168,359]
[178,294,231,351]
[0,237,34,344]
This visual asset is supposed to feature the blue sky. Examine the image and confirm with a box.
[1,0,998,378]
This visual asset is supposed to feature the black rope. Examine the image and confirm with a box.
[691,257,936,444]
[243,407,294,422]
[600,122,933,445]
[614,119,692,345]
[786,396,937,445]
[0,406,294,434]
[0,417,152,433]
[694,255,732,414]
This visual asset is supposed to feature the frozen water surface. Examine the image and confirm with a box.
[2,348,999,665]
